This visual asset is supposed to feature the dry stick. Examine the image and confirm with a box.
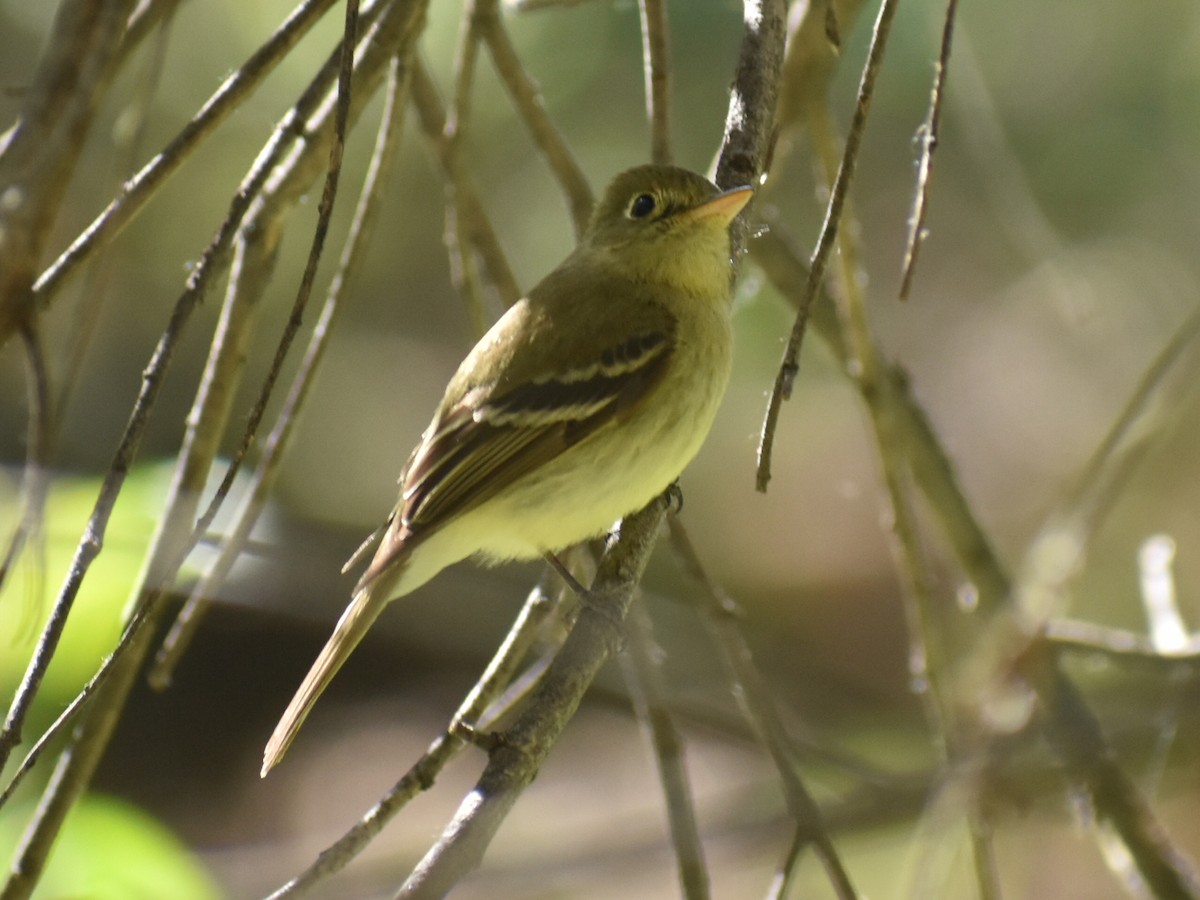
[0,8,185,614]
[0,5,427,896]
[398,0,787,892]
[0,0,391,778]
[0,88,303,781]
[805,24,1000,886]
[0,326,48,638]
[751,223,1200,898]
[638,0,673,166]
[399,508,667,900]
[31,0,343,307]
[749,221,1012,614]
[120,0,183,55]
[0,0,137,347]
[442,1,489,335]
[0,0,136,618]
[766,826,809,900]
[897,0,957,301]
[619,603,711,900]
[410,58,522,308]
[1048,620,1200,666]
[150,53,412,690]
[54,3,178,425]
[0,590,162,810]
[266,577,563,898]
[10,0,187,599]
[755,0,899,494]
[180,0,367,590]
[668,519,857,900]
[476,0,594,237]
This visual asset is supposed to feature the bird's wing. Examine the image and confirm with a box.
[401,328,673,532]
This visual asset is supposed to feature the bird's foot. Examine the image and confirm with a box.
[662,479,684,515]
[544,552,626,642]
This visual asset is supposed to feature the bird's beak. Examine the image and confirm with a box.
[682,185,754,225]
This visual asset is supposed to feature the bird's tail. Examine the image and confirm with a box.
[261,579,391,777]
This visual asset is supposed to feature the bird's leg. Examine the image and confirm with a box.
[544,551,626,639]
[661,479,684,515]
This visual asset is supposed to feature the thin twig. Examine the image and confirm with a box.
[898,0,958,301]
[1047,619,1200,666]
[620,602,710,900]
[476,0,594,236]
[266,577,562,897]
[748,218,1012,612]
[31,0,343,307]
[441,0,489,335]
[398,506,667,898]
[668,517,857,900]
[55,0,177,425]
[120,0,184,60]
[410,57,522,308]
[0,598,158,811]
[150,52,412,689]
[638,0,673,166]
[179,0,364,594]
[806,48,1001,893]
[0,0,137,347]
[756,0,899,492]
[766,825,809,900]
[0,5,429,895]
[0,325,49,637]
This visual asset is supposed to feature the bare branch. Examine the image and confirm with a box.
[620,603,710,899]
[267,577,563,897]
[476,0,594,235]
[150,52,413,689]
[638,0,673,165]
[411,58,522,309]
[668,518,857,899]
[31,0,342,307]
[756,0,899,492]
[399,505,668,898]
[0,4,430,895]
[898,0,958,301]
[0,0,137,347]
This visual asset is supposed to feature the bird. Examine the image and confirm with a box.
[262,164,752,776]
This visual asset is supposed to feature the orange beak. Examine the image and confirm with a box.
[682,185,754,225]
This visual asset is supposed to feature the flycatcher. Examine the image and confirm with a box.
[263,164,753,775]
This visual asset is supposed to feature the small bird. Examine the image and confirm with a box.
[262,164,752,775]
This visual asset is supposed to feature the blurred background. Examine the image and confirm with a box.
[2,0,1199,897]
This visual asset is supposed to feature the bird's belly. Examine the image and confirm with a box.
[466,350,729,562]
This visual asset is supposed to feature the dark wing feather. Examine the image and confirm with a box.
[401,329,673,533]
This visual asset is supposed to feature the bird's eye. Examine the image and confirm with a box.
[627,193,657,219]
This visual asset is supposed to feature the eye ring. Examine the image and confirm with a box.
[627,193,657,219]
